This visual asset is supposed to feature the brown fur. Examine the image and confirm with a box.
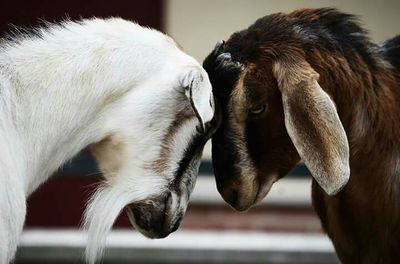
[89,135,126,180]
[204,8,400,263]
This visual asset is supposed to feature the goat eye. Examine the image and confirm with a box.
[250,105,266,115]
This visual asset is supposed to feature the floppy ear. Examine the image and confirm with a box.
[180,67,214,133]
[273,60,350,195]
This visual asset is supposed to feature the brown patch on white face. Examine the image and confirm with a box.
[151,109,194,174]
[89,135,126,180]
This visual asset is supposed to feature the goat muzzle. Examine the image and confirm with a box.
[125,192,183,238]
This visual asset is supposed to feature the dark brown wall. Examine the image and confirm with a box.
[0,0,164,36]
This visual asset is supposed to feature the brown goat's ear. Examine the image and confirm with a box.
[273,60,350,195]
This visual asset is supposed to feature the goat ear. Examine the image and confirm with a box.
[180,67,214,132]
[273,61,350,195]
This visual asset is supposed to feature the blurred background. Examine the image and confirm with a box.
[1,0,398,263]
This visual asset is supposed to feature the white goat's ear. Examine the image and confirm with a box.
[180,67,214,132]
[273,60,350,195]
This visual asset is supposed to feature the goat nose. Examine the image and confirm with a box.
[222,189,240,209]
[127,192,178,239]
[221,188,254,212]
[223,189,247,211]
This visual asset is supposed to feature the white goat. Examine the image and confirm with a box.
[0,18,215,264]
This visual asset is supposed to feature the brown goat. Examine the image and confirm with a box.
[203,8,400,263]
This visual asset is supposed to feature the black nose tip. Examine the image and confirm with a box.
[127,193,185,238]
[129,199,166,238]
[128,194,171,238]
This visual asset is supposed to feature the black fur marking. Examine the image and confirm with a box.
[382,35,400,71]
[211,122,242,190]
[171,132,203,195]
[203,45,243,100]
[171,115,219,196]
[201,52,244,190]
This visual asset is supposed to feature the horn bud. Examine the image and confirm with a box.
[216,52,232,63]
[215,52,243,72]
[214,40,225,53]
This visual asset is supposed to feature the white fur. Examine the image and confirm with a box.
[0,18,213,263]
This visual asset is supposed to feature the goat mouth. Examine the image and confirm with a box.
[125,193,182,239]
[253,175,278,205]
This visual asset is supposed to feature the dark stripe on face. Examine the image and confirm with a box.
[211,120,241,188]
[171,117,219,196]
[170,132,204,197]
[151,109,193,174]
[203,40,245,190]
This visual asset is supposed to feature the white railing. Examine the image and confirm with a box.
[17,229,338,263]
